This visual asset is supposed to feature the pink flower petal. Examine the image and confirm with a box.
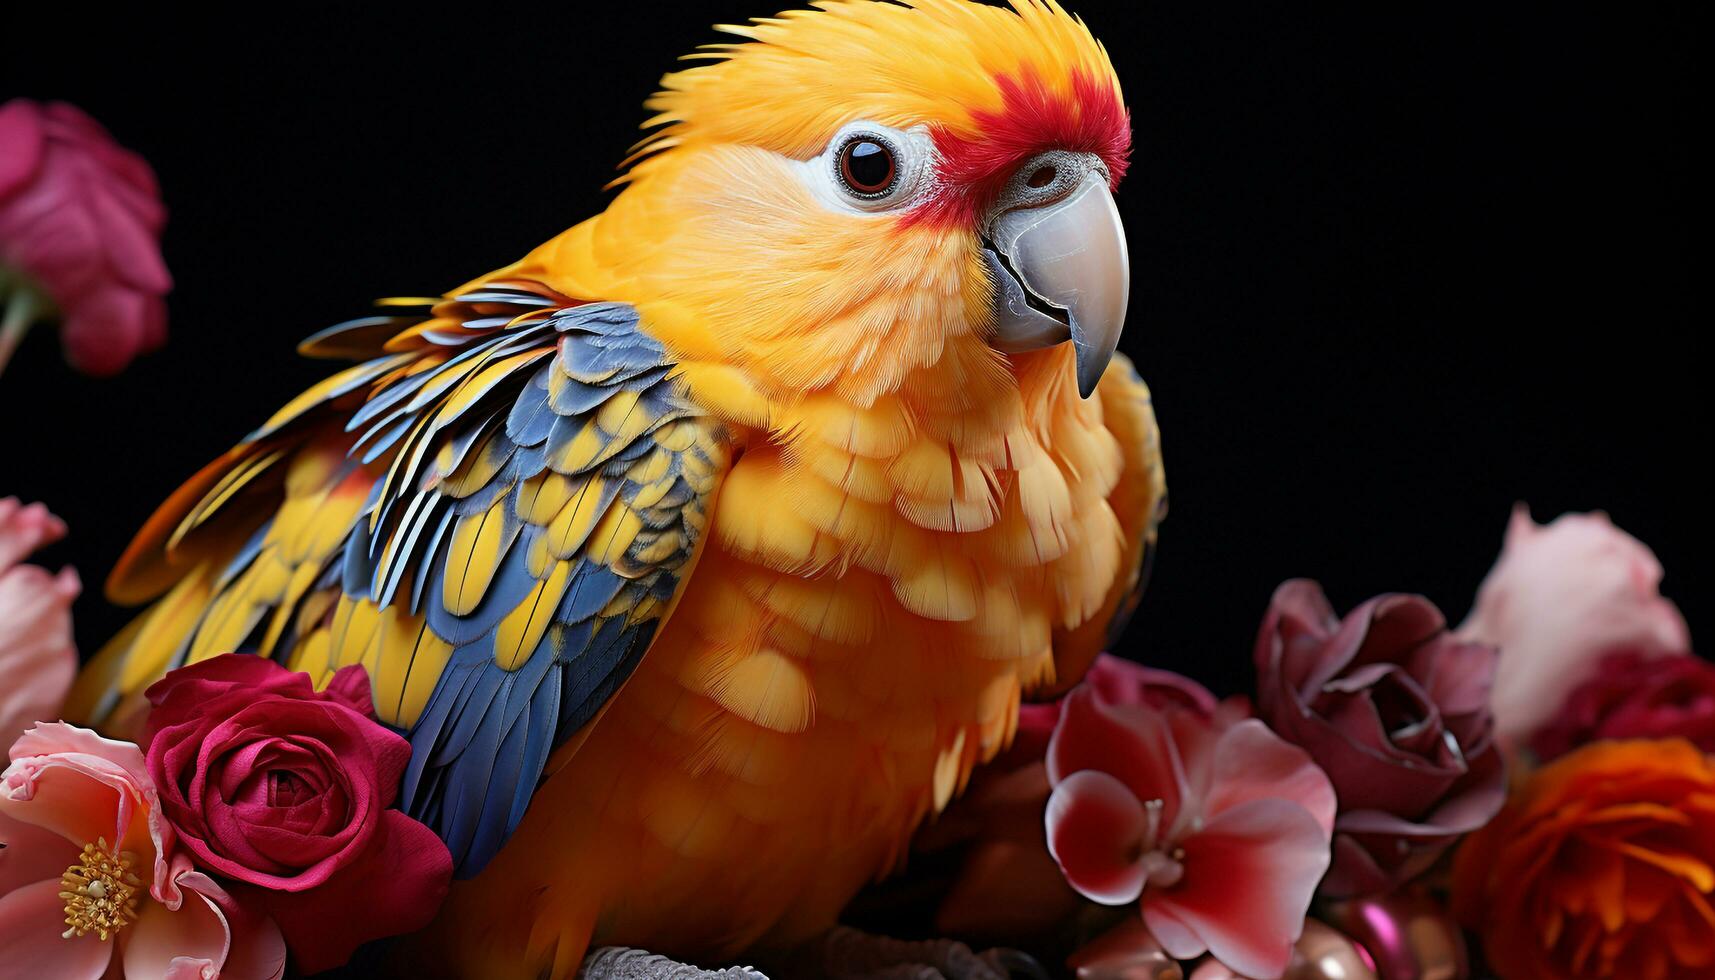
[0,498,67,569]
[0,102,46,199]
[0,878,115,980]
[60,285,156,377]
[0,501,78,748]
[42,103,160,202]
[0,545,78,745]
[1461,505,1692,744]
[0,100,169,377]
[121,869,286,980]
[1083,654,1221,717]
[1045,770,1150,905]
[1201,720,1336,836]
[123,876,230,980]
[1048,687,1186,823]
[0,806,77,893]
[81,164,171,293]
[3,723,170,894]
[1143,798,1331,979]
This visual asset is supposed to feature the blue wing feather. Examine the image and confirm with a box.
[317,294,728,875]
[142,289,727,877]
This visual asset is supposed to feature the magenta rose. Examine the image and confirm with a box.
[1254,580,1506,897]
[143,654,451,973]
[0,98,169,376]
[1530,651,1715,762]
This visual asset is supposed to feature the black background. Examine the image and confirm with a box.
[1,1,1701,698]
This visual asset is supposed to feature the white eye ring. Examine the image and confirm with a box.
[802,122,933,214]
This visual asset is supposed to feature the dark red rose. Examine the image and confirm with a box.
[143,654,451,973]
[1255,580,1506,897]
[0,99,169,376]
[1530,650,1715,762]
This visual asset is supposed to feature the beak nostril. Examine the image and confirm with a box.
[1027,165,1057,189]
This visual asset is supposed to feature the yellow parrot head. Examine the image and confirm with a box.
[604,0,1131,408]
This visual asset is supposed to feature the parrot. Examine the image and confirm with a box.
[68,0,1166,976]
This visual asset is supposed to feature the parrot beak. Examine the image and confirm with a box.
[982,170,1130,398]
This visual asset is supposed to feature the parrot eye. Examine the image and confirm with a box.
[835,134,900,199]
[806,123,928,214]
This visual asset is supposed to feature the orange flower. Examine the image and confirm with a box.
[1452,738,1715,979]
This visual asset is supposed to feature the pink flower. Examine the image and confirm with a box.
[0,498,78,747]
[1015,654,1226,763]
[0,723,284,979]
[1255,580,1505,897]
[1458,506,1691,747]
[0,99,169,377]
[1530,651,1715,762]
[144,655,452,973]
[1045,685,1336,978]
[922,657,1209,945]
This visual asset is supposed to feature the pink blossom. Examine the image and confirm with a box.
[923,656,1215,945]
[1458,505,1691,747]
[0,498,78,748]
[1014,653,1233,763]
[1045,685,1336,978]
[0,99,169,377]
[0,723,284,979]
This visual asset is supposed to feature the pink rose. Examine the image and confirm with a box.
[1046,684,1336,978]
[143,655,452,973]
[1458,506,1691,747]
[0,498,78,747]
[1530,651,1715,762]
[0,99,169,377]
[0,722,284,980]
[1255,580,1505,897]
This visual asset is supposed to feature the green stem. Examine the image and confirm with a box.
[0,267,45,380]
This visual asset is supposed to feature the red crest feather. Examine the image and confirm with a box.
[911,67,1131,229]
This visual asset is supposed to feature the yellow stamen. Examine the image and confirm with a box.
[58,838,143,942]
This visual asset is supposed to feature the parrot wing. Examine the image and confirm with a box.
[80,285,730,875]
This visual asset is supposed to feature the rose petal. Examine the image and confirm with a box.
[247,810,451,973]
[1409,635,1498,719]
[1350,595,1446,672]
[42,103,159,200]
[59,287,160,376]
[0,101,47,198]
[1462,507,1693,744]
[1045,770,1151,905]
[1143,798,1331,979]
[81,166,171,292]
